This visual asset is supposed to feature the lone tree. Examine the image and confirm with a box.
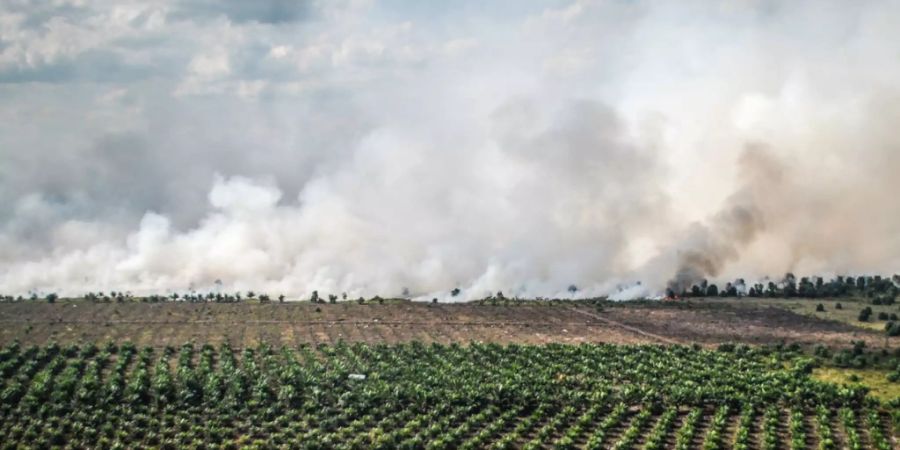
[46,293,58,304]
[451,288,461,297]
[310,291,319,303]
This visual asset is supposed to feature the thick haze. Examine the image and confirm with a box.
[1,0,899,299]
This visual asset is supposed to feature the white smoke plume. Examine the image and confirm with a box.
[1,1,899,299]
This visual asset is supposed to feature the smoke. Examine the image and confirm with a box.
[2,1,900,299]
[664,145,776,293]
[1,99,669,299]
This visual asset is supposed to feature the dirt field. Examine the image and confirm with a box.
[0,299,890,349]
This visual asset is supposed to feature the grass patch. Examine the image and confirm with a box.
[813,367,900,401]
[786,299,900,331]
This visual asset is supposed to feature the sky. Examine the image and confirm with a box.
[1,0,899,299]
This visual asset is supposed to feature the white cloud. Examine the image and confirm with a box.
[268,44,291,59]
[442,38,478,56]
[188,48,230,78]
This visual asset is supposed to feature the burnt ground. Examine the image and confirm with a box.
[0,299,891,350]
[601,300,892,348]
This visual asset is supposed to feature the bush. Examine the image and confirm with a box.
[878,312,890,320]
[835,302,843,310]
[793,358,815,374]
[717,343,735,353]
[816,303,825,312]
[886,322,900,337]
[833,343,869,368]
[887,365,900,382]
[858,307,872,322]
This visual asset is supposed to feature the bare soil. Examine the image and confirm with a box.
[0,299,888,349]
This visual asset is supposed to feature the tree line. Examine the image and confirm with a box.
[668,274,900,304]
[2,273,898,304]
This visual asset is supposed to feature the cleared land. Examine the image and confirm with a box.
[0,298,891,349]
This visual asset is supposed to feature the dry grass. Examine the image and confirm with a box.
[812,367,900,401]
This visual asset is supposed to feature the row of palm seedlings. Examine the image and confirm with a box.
[641,405,678,450]
[732,403,757,450]
[0,341,889,448]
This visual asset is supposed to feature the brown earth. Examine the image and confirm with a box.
[0,299,890,349]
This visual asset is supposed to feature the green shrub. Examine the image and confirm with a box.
[886,322,900,337]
